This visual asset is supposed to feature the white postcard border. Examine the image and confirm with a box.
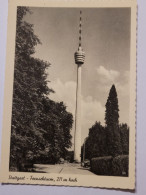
[0,0,137,190]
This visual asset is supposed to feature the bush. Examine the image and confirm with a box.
[112,155,129,176]
[91,156,113,175]
[91,155,129,176]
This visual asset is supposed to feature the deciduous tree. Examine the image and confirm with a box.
[10,7,73,171]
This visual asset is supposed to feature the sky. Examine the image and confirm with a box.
[24,7,131,146]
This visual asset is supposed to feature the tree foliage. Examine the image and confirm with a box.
[37,100,73,164]
[119,123,129,155]
[82,122,107,160]
[10,7,73,171]
[82,85,129,161]
[105,85,122,156]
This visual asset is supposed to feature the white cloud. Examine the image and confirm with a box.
[96,66,129,97]
[96,65,120,84]
[49,79,105,145]
[48,67,130,146]
[81,96,105,143]
[49,69,130,145]
[49,79,76,114]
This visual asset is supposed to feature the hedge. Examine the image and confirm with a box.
[91,155,129,176]
[90,156,113,175]
[112,155,129,176]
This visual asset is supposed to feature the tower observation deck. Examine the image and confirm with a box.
[74,11,85,163]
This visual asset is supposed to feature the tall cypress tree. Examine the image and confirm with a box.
[105,85,122,157]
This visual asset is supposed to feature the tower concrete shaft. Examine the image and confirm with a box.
[74,11,85,162]
[74,64,82,162]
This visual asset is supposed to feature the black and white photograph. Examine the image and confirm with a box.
[0,0,136,189]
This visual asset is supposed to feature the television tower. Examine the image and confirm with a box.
[74,11,85,163]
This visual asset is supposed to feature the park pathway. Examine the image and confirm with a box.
[33,163,95,175]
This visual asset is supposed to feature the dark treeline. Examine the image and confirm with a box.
[10,7,73,171]
[82,122,129,161]
[82,85,129,161]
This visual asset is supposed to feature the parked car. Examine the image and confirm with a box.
[83,159,90,167]
[59,158,65,164]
